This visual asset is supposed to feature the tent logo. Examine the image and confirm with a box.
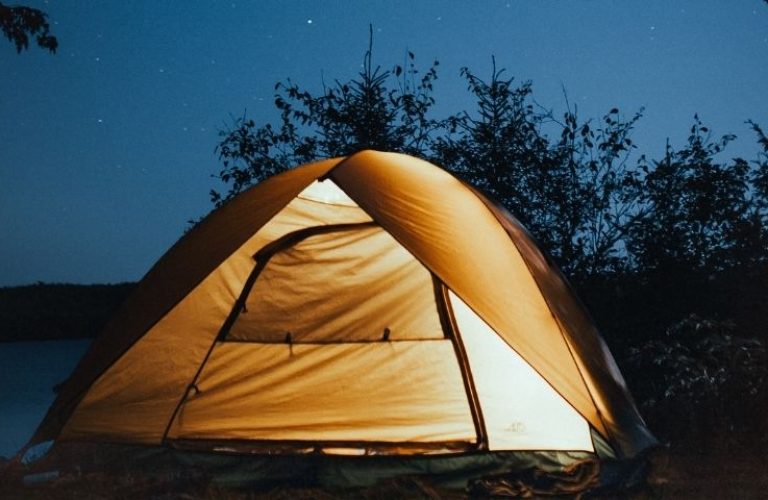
[506,422,526,433]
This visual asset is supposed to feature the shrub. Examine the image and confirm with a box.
[626,315,767,449]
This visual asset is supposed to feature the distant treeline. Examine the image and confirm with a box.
[0,283,134,342]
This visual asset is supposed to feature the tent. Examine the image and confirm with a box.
[27,150,655,487]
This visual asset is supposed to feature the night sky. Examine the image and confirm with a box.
[1,1,767,286]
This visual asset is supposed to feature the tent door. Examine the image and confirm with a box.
[433,277,488,450]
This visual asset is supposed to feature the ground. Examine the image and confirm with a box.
[1,445,766,499]
[642,447,768,499]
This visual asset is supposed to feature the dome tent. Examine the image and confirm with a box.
[26,151,655,489]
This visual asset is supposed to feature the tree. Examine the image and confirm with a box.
[627,116,756,274]
[212,28,439,207]
[434,61,643,277]
[433,60,550,226]
[594,116,768,344]
[748,120,768,229]
[537,103,644,276]
[0,2,57,54]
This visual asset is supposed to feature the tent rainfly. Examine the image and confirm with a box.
[28,150,656,484]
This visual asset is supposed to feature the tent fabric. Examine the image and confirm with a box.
[167,341,474,444]
[58,176,370,444]
[448,291,593,452]
[32,157,343,444]
[466,187,658,456]
[228,225,443,342]
[29,150,655,462]
[330,153,604,437]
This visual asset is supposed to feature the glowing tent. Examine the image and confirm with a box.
[29,150,655,480]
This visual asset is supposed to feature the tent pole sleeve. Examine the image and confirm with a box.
[433,277,488,450]
[215,255,273,342]
[217,221,378,342]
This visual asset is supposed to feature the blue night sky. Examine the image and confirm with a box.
[1,1,767,286]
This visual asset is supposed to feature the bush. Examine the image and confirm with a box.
[626,315,767,450]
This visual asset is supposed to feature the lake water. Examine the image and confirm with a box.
[0,340,90,458]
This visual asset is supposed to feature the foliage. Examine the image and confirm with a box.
[435,62,644,276]
[627,315,767,447]
[626,116,763,274]
[748,120,768,231]
[0,2,57,54]
[433,59,549,216]
[212,28,439,207]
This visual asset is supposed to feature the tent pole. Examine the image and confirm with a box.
[434,277,488,450]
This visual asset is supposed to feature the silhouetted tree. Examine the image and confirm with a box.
[557,106,645,276]
[748,120,768,227]
[435,61,644,276]
[212,28,439,206]
[434,61,551,225]
[627,116,758,273]
[0,2,57,54]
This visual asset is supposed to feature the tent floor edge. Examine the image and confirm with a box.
[166,437,477,456]
[24,441,627,492]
